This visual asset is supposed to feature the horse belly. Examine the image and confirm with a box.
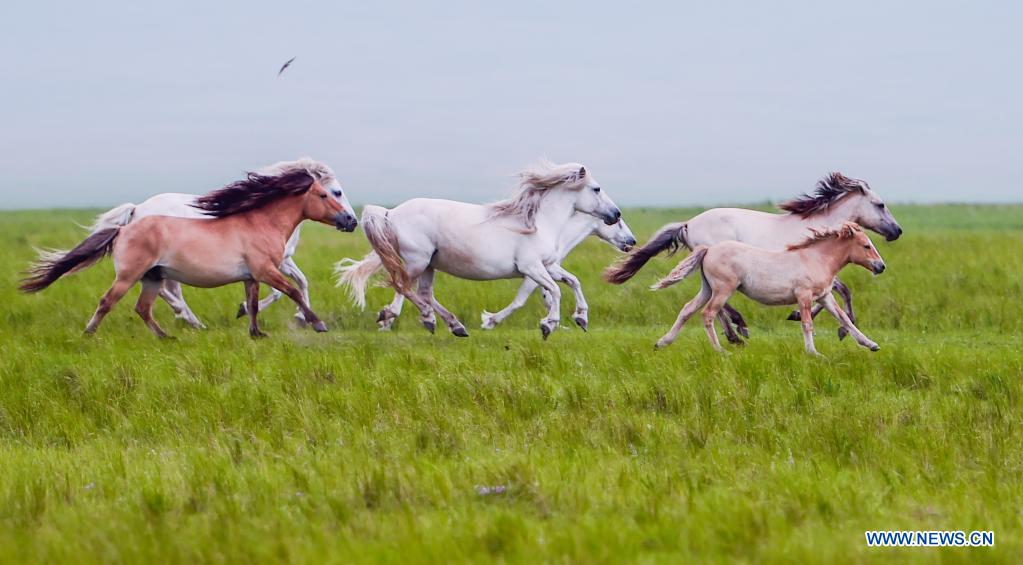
[431,250,516,280]
[737,274,797,306]
[158,253,250,288]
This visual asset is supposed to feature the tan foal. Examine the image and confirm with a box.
[21,167,357,338]
[651,222,886,355]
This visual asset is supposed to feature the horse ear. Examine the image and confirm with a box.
[578,166,587,178]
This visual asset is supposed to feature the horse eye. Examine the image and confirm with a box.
[592,187,601,193]
[876,202,885,208]
[332,190,342,197]
[319,193,328,199]
[864,245,871,249]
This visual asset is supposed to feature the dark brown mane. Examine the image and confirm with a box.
[778,172,866,217]
[786,222,860,250]
[193,169,314,217]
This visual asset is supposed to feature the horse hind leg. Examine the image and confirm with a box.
[656,278,711,349]
[416,268,468,337]
[723,303,750,339]
[135,274,171,338]
[160,279,205,329]
[702,283,737,352]
[718,308,742,345]
[377,291,406,331]
[85,278,135,335]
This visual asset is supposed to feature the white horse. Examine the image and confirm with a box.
[354,214,636,332]
[88,158,353,328]
[480,215,635,331]
[336,160,623,339]
[605,172,902,342]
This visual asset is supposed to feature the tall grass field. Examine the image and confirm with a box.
[1,205,1021,562]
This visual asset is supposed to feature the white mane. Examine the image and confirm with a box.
[488,159,588,232]
[258,157,336,184]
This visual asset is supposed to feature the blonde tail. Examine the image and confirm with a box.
[334,252,383,310]
[89,203,136,233]
[360,205,411,294]
[651,246,708,290]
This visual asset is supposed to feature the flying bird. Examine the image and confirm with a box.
[277,56,296,77]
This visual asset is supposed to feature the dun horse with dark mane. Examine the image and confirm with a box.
[20,160,357,338]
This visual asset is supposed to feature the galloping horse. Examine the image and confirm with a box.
[344,214,636,332]
[20,161,357,338]
[480,215,635,331]
[86,158,350,328]
[650,222,885,355]
[605,172,902,342]
[337,160,623,339]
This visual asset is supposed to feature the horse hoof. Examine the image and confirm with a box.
[452,326,469,338]
[738,326,750,339]
[480,311,496,330]
[869,344,880,352]
[376,310,390,323]
[236,304,247,319]
[573,317,588,332]
[540,324,552,340]
[655,340,668,350]
[423,320,436,334]
[312,321,328,333]
[250,330,269,339]
[787,311,801,321]
[294,316,308,328]
[838,328,848,340]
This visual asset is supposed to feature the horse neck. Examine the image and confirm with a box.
[558,214,599,249]
[798,238,850,279]
[246,194,307,241]
[811,194,860,227]
[532,190,580,235]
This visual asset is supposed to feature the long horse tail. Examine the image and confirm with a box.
[334,252,383,310]
[360,205,411,294]
[89,202,136,233]
[19,228,120,293]
[604,222,689,284]
[651,246,708,290]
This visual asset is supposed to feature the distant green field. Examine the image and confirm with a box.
[1,205,1021,563]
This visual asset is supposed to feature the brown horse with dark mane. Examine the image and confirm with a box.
[20,160,357,338]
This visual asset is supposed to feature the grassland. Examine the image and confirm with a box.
[0,205,1021,563]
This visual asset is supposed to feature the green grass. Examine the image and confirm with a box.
[0,205,1021,563]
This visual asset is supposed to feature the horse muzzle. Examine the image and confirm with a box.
[883,224,903,242]
[871,261,886,275]
[619,236,637,252]
[334,212,358,232]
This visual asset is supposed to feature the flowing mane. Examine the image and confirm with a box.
[786,222,860,250]
[778,172,868,217]
[488,159,588,232]
[193,158,331,218]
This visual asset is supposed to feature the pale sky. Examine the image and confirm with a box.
[1,1,1020,208]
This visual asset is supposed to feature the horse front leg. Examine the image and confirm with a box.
[482,278,538,330]
[833,277,855,340]
[252,263,327,332]
[519,262,562,340]
[819,294,878,351]
[236,257,308,324]
[244,279,267,338]
[797,296,820,356]
[546,264,589,331]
